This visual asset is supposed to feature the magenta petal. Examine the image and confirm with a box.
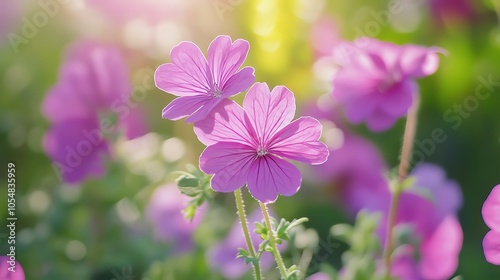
[199,142,255,192]
[269,117,329,165]
[483,230,500,265]
[379,80,416,117]
[194,99,255,146]
[221,66,255,97]
[399,46,443,78]
[42,80,91,122]
[247,155,302,203]
[121,106,147,139]
[186,97,225,123]
[243,83,296,143]
[419,216,463,279]
[162,95,211,121]
[0,256,25,280]
[170,41,212,90]
[43,119,109,184]
[343,94,379,124]
[365,109,398,132]
[483,185,500,232]
[208,35,250,87]
[155,63,210,96]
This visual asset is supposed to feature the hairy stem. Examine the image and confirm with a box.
[234,189,262,280]
[384,97,420,279]
[259,201,288,279]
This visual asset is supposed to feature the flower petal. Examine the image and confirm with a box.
[194,99,256,146]
[243,83,296,144]
[186,97,224,123]
[365,109,398,132]
[208,35,250,87]
[155,63,209,96]
[483,230,500,265]
[221,66,255,98]
[199,142,255,193]
[419,216,463,279]
[247,155,302,203]
[379,79,416,117]
[269,117,329,164]
[162,95,211,121]
[43,119,109,184]
[399,46,443,78]
[483,185,500,232]
[155,41,212,96]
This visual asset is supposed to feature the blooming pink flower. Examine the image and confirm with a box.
[42,41,146,184]
[194,82,329,203]
[146,184,205,253]
[332,38,443,131]
[208,210,284,279]
[374,164,463,279]
[0,256,24,280]
[482,185,500,265]
[155,35,255,123]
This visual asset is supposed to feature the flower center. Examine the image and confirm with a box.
[209,84,222,98]
[257,146,268,157]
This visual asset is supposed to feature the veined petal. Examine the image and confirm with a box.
[243,83,296,145]
[483,230,500,265]
[199,142,255,193]
[483,185,500,232]
[168,41,212,93]
[269,117,329,165]
[247,155,302,203]
[155,63,210,96]
[221,66,255,98]
[194,99,256,146]
[186,97,224,123]
[162,95,211,121]
[208,35,250,87]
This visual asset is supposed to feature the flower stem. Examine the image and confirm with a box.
[383,97,420,279]
[234,189,262,280]
[259,201,288,279]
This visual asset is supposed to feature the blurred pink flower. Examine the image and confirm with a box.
[303,101,389,214]
[332,38,444,131]
[195,82,329,203]
[310,15,340,58]
[376,164,463,279]
[42,41,146,184]
[86,0,185,25]
[306,272,330,280]
[146,184,205,253]
[482,185,500,265]
[0,256,25,280]
[208,210,283,279]
[155,35,255,123]
[429,0,475,27]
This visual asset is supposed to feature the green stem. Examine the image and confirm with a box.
[259,201,288,279]
[234,189,262,280]
[383,97,420,279]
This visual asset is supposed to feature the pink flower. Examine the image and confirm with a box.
[332,38,443,131]
[376,164,463,279]
[146,184,205,253]
[482,185,500,265]
[194,82,329,203]
[306,272,330,280]
[0,256,24,280]
[155,35,255,123]
[42,41,146,184]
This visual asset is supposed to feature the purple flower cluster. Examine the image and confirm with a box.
[482,185,500,265]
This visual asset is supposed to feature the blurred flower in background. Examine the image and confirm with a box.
[146,184,205,253]
[377,164,463,279]
[482,185,500,265]
[428,0,476,27]
[0,256,25,280]
[42,40,146,183]
[331,38,443,131]
[208,209,284,279]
